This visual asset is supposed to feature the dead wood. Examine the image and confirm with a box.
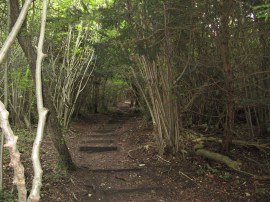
[253,175,270,181]
[193,137,270,150]
[194,144,241,171]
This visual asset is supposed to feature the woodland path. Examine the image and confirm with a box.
[42,102,261,202]
[69,103,172,202]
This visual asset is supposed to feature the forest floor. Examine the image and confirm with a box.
[3,102,270,201]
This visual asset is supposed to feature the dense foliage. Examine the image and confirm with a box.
[95,0,270,153]
[0,0,270,178]
[0,0,270,152]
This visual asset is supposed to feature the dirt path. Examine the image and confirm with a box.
[41,103,269,202]
[69,104,172,201]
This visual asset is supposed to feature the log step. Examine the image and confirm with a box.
[90,134,115,138]
[81,140,114,144]
[108,120,126,124]
[79,146,117,153]
[102,125,119,130]
[79,167,143,172]
[90,167,143,172]
[100,187,162,195]
[92,129,114,133]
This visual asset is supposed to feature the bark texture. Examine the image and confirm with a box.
[219,0,234,152]
[10,0,76,172]
[0,102,27,202]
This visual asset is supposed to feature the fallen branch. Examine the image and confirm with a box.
[194,140,269,178]
[253,175,270,181]
[193,137,270,150]
[194,144,241,171]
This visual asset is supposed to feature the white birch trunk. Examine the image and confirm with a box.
[0,0,32,64]
[0,0,33,201]
[27,0,48,201]
[0,101,27,201]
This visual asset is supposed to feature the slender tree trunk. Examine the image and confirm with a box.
[43,86,76,171]
[0,0,11,190]
[219,0,234,152]
[93,78,101,114]
[130,83,140,109]
[28,1,49,200]
[257,16,270,136]
[10,0,76,172]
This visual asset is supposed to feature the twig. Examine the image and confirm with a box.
[127,147,142,160]
[70,178,75,185]
[179,171,194,181]
[72,192,78,201]
[127,151,135,160]
[156,155,171,164]
[115,176,127,181]
[160,166,172,175]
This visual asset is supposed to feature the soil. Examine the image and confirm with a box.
[3,102,270,201]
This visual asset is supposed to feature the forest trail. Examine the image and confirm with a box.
[42,102,262,202]
[69,103,171,201]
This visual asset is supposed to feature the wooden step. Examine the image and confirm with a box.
[92,129,114,133]
[108,120,126,124]
[81,139,114,144]
[90,167,143,172]
[100,186,162,195]
[102,124,119,130]
[90,134,115,138]
[79,146,118,153]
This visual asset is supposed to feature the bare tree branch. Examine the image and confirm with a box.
[0,0,32,64]
[28,0,48,201]
[0,101,27,202]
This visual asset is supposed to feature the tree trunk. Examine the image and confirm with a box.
[43,86,76,171]
[93,78,101,114]
[219,0,234,152]
[257,16,270,136]
[10,0,76,172]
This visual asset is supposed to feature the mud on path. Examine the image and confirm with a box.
[40,103,269,202]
